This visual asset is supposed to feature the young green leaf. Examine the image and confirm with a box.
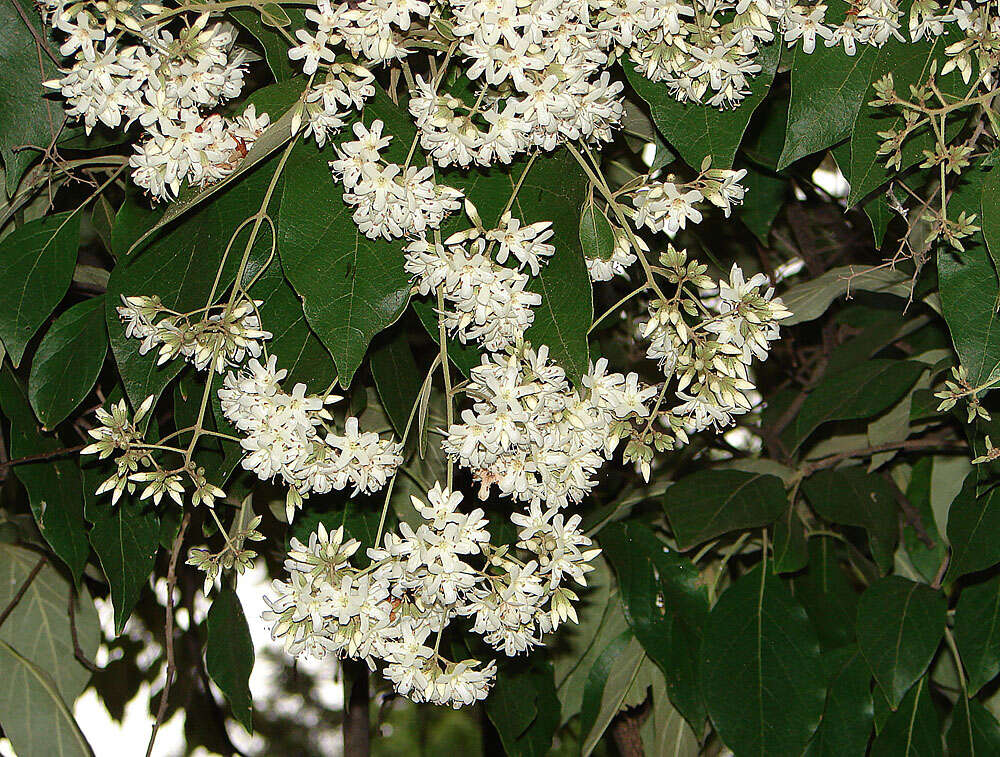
[578,200,615,261]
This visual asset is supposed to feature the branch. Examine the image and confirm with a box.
[0,445,85,480]
[69,586,100,673]
[145,510,191,757]
[799,438,967,476]
[0,555,46,628]
[9,0,61,66]
[343,659,370,757]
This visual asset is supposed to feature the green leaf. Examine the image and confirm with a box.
[856,576,946,709]
[947,697,1000,757]
[0,3,77,195]
[205,587,254,732]
[780,264,921,326]
[248,258,336,390]
[579,635,658,757]
[412,298,482,378]
[0,369,89,582]
[486,658,560,757]
[947,474,1000,580]
[232,8,308,81]
[85,485,161,636]
[772,502,809,573]
[124,80,308,257]
[982,170,1000,275]
[369,330,421,438]
[803,647,874,757]
[0,212,81,367]
[787,359,925,451]
[107,151,282,406]
[899,457,948,583]
[847,27,963,206]
[600,521,709,730]
[701,565,826,756]
[0,543,100,703]
[778,0,877,169]
[793,537,861,649]
[0,640,94,757]
[939,169,1000,391]
[278,94,411,387]
[736,163,787,245]
[640,673,701,757]
[956,576,1000,695]
[28,297,108,429]
[504,150,592,382]
[662,469,787,549]
[801,467,899,573]
[552,561,626,723]
[624,41,781,170]
[869,678,941,757]
[579,200,615,260]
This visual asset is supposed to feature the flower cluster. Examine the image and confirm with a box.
[404,212,554,350]
[219,356,403,520]
[629,167,749,235]
[264,483,599,707]
[82,395,226,508]
[641,249,791,433]
[443,346,661,505]
[40,3,263,199]
[330,120,464,239]
[117,295,270,373]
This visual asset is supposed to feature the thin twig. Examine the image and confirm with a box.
[68,586,100,673]
[0,445,85,478]
[0,556,47,629]
[145,511,191,757]
[10,0,60,66]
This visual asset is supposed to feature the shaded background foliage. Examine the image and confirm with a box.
[1,0,1000,755]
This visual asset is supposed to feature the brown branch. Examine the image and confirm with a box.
[10,0,61,66]
[0,556,47,629]
[343,659,370,757]
[931,551,951,589]
[800,438,968,477]
[610,699,650,757]
[0,445,85,479]
[145,511,191,757]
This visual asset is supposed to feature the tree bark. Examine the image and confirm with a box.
[343,659,370,756]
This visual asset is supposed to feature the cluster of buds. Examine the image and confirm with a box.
[117,295,271,373]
